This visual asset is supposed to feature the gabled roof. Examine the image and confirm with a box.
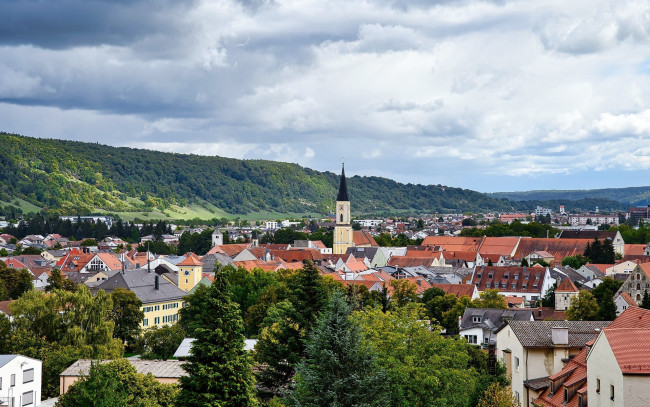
[504,320,609,348]
[177,253,203,266]
[559,230,618,241]
[387,257,433,268]
[95,252,125,271]
[472,266,548,294]
[556,278,579,293]
[607,306,650,329]
[479,237,520,257]
[460,308,533,332]
[625,244,646,256]
[514,238,590,263]
[92,269,187,304]
[533,349,587,407]
[431,283,475,299]
[604,329,650,374]
[0,300,14,316]
[352,230,377,246]
[61,359,187,378]
[421,236,484,252]
[271,249,323,263]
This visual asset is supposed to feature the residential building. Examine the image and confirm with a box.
[471,266,555,303]
[535,206,553,217]
[616,263,650,304]
[558,230,625,256]
[554,278,579,311]
[568,214,618,227]
[496,320,609,407]
[0,355,42,407]
[459,308,533,346]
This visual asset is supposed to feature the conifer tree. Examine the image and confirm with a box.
[176,271,257,407]
[290,292,389,407]
[597,291,617,321]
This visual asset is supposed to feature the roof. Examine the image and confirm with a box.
[559,230,618,241]
[472,266,547,294]
[618,292,637,308]
[533,349,588,407]
[95,252,125,271]
[60,359,188,378]
[504,320,609,348]
[479,237,520,257]
[460,308,533,332]
[431,283,475,299]
[0,355,40,368]
[352,230,377,247]
[530,307,567,321]
[270,249,323,263]
[421,236,484,252]
[173,338,257,358]
[514,238,590,263]
[387,256,433,268]
[556,277,579,293]
[607,306,650,329]
[177,253,203,266]
[0,300,13,316]
[337,164,349,201]
[604,329,650,374]
[92,269,187,304]
[625,244,646,256]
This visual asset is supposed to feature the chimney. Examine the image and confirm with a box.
[154,274,160,290]
[552,327,569,345]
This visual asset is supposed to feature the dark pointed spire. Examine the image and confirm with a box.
[337,163,349,202]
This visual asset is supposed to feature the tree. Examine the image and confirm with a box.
[109,288,144,349]
[541,283,556,308]
[176,271,257,406]
[0,260,33,300]
[584,238,616,264]
[289,292,389,406]
[389,279,418,308]
[354,304,483,407]
[520,258,529,267]
[566,290,599,321]
[475,289,507,309]
[598,291,617,321]
[476,382,521,407]
[46,268,65,292]
[638,290,650,310]
[561,255,589,269]
[56,359,178,407]
[140,324,185,360]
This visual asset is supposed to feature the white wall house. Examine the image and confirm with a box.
[0,355,42,407]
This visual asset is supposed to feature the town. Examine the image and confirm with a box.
[0,165,649,406]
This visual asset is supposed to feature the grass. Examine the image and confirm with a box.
[0,198,42,214]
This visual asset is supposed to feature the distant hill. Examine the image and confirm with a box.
[491,187,650,208]
[0,132,521,217]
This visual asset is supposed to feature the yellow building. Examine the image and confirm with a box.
[177,253,204,292]
[92,268,186,328]
[334,164,354,255]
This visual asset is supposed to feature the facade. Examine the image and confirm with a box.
[568,214,618,227]
[471,266,555,302]
[554,278,579,311]
[0,355,42,407]
[496,320,609,407]
[176,254,203,292]
[616,263,650,304]
[459,308,533,346]
[333,165,354,255]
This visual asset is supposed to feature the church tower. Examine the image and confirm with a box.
[333,164,354,255]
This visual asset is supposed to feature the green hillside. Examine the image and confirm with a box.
[491,187,650,207]
[0,132,521,217]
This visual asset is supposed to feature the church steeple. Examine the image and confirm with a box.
[337,163,349,202]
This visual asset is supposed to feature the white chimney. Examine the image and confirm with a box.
[552,327,569,345]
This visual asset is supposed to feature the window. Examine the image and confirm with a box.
[637,283,641,290]
[22,391,33,406]
[472,316,482,323]
[0,377,2,390]
[476,274,482,279]
[536,274,540,280]
[154,305,160,311]
[578,395,583,407]
[596,379,600,393]
[564,388,568,403]
[512,284,516,289]
[465,335,477,344]
[143,318,148,327]
[514,274,519,280]
[22,369,34,384]
[610,385,614,400]
[488,273,493,278]
[11,374,15,387]
[486,283,491,288]
[514,356,520,372]
[637,273,641,280]
[154,317,160,325]
[514,391,520,403]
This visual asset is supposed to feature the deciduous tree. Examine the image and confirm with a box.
[566,290,599,321]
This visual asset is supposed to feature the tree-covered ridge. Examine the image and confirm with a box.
[0,132,520,215]
[491,187,646,208]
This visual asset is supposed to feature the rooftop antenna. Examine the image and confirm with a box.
[147,242,151,273]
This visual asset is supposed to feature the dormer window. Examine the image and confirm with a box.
[522,284,527,289]
[477,274,482,279]
[637,273,641,281]
[488,273,493,278]
[512,284,516,289]
[486,283,491,288]
[504,273,509,279]
[514,274,519,280]
[472,315,482,323]
[524,274,530,279]
[564,388,568,403]
[533,284,538,289]
[536,274,540,280]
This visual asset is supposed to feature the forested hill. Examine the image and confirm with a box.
[0,132,518,216]
[491,187,650,207]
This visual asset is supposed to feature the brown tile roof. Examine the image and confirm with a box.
[177,253,204,266]
[387,256,433,268]
[556,277,579,293]
[505,320,609,348]
[444,251,478,262]
[619,292,637,308]
[421,236,483,252]
[514,238,590,263]
[431,283,475,299]
[0,300,13,316]
[559,230,618,241]
[479,237,520,257]
[275,262,304,271]
[625,244,646,256]
[232,260,268,270]
[352,230,378,246]
[530,307,567,321]
[209,244,250,257]
[404,277,432,294]
[607,306,650,329]
[270,249,323,263]
[95,252,124,271]
[472,266,547,294]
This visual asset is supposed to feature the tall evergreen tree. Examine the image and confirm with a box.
[176,272,257,406]
[597,291,617,321]
[290,292,389,407]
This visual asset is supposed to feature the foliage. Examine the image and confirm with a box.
[541,283,556,308]
[561,255,589,269]
[591,277,622,321]
[109,288,144,349]
[584,238,616,264]
[55,359,178,407]
[566,290,600,321]
[289,292,389,407]
[475,289,507,309]
[176,228,214,255]
[0,260,33,300]
[642,290,650,310]
[374,232,423,247]
[354,304,490,407]
[476,383,521,407]
[176,271,258,407]
[389,279,419,308]
[140,324,185,360]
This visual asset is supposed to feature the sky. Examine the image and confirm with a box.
[2,0,650,193]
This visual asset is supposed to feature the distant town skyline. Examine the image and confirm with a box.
[2,0,650,192]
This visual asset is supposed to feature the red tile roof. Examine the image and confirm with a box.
[619,292,637,308]
[431,283,475,299]
[625,244,646,256]
[534,349,587,407]
[387,256,434,268]
[177,253,203,266]
[607,306,650,329]
[352,230,378,246]
[472,266,547,294]
[605,328,650,374]
[421,236,483,252]
[270,249,323,263]
[0,300,13,316]
[556,278,579,293]
[479,237,520,257]
[514,238,590,264]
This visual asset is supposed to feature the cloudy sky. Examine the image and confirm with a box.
[2,0,650,192]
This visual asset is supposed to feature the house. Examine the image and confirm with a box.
[352,230,378,248]
[525,251,555,266]
[554,278,579,311]
[92,269,187,328]
[471,266,555,303]
[533,307,650,407]
[616,262,650,304]
[0,301,13,322]
[605,259,641,276]
[574,264,606,281]
[60,359,187,394]
[496,320,609,407]
[0,355,42,406]
[614,291,637,316]
[459,308,533,346]
[514,238,590,266]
